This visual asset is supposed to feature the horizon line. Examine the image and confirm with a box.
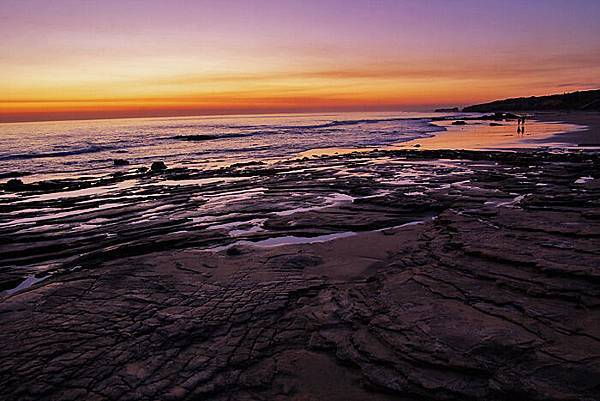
[0,105,460,125]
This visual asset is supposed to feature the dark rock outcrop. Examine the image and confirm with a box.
[464,89,600,112]
[174,133,246,141]
[4,179,24,191]
[113,159,129,166]
[151,161,168,171]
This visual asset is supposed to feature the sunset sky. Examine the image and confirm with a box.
[1,0,599,122]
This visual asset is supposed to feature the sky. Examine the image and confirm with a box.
[1,0,599,122]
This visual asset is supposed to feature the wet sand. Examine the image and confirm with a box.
[401,118,585,150]
[400,111,600,151]
[533,111,600,146]
[1,113,599,400]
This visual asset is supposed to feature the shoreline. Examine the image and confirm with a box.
[292,111,596,160]
[402,111,597,151]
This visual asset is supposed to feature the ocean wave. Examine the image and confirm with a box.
[173,133,248,141]
[268,117,428,130]
[172,130,287,142]
[161,116,432,132]
[0,144,117,161]
[155,123,230,130]
[214,145,278,154]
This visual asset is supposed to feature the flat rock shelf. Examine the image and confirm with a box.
[1,149,599,401]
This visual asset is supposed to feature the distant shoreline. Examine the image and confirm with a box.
[463,89,600,112]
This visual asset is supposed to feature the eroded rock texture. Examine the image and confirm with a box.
[1,150,599,400]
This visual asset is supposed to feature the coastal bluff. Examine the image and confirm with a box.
[464,89,600,112]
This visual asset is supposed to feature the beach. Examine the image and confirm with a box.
[1,112,599,400]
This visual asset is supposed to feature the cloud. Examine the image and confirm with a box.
[556,82,600,88]
[129,50,600,86]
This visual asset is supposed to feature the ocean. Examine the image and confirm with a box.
[0,112,451,182]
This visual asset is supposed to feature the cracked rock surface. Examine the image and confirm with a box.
[1,149,599,400]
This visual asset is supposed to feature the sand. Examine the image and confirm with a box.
[402,111,600,150]
[533,111,600,146]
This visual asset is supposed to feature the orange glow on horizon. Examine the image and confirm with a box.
[3,65,598,123]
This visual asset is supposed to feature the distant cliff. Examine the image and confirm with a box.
[463,89,600,112]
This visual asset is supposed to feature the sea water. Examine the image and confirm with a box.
[0,111,451,183]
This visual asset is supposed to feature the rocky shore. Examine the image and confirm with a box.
[1,148,599,400]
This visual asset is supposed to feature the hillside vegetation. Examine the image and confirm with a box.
[463,89,600,112]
